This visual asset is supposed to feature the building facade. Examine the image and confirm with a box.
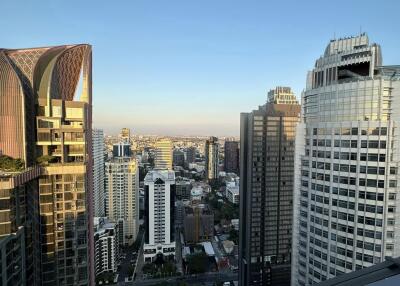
[0,167,41,285]
[239,87,300,286]
[143,170,176,262]
[226,185,239,204]
[0,45,94,286]
[292,34,400,286]
[175,176,192,200]
[155,139,173,170]
[94,217,119,276]
[224,140,239,175]
[185,147,196,167]
[112,142,131,158]
[93,129,105,217]
[105,158,139,246]
[173,149,185,167]
[183,205,214,244]
[205,137,219,180]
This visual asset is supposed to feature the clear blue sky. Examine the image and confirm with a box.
[2,0,399,136]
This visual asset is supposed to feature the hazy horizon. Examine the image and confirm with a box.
[2,0,400,136]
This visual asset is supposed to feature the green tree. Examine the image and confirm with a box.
[187,252,208,274]
[127,265,135,277]
[0,155,24,171]
[229,228,239,244]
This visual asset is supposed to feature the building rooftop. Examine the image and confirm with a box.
[144,169,175,183]
[316,257,400,286]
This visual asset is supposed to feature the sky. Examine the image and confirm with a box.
[1,0,400,136]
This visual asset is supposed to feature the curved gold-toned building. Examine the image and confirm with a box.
[0,45,94,286]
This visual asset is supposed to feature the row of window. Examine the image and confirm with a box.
[309,150,387,162]
[311,139,387,149]
[311,127,388,136]
[310,173,386,188]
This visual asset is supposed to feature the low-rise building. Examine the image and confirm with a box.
[190,186,204,203]
[226,186,239,204]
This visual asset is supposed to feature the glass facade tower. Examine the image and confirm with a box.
[239,87,300,286]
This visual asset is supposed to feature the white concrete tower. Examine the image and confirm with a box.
[292,34,400,286]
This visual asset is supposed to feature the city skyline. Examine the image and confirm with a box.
[2,0,400,136]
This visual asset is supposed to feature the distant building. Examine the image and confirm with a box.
[239,86,300,286]
[175,177,192,200]
[93,129,105,217]
[119,127,131,143]
[205,137,219,180]
[112,142,131,157]
[190,186,204,203]
[226,185,239,204]
[173,149,185,167]
[224,140,239,175]
[155,139,173,170]
[175,200,186,229]
[94,217,119,275]
[185,146,197,166]
[144,170,176,262]
[183,205,214,244]
[105,158,140,246]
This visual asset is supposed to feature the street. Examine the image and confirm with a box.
[118,271,237,285]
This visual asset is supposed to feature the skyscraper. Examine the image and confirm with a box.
[239,87,300,286]
[0,45,94,285]
[93,129,105,217]
[173,149,185,167]
[185,146,197,166]
[205,137,219,180]
[143,170,176,262]
[105,158,139,246]
[224,139,239,174]
[292,34,400,286]
[155,139,173,170]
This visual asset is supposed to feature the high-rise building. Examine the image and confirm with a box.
[119,128,131,143]
[239,87,300,286]
[224,139,239,174]
[93,129,105,217]
[154,139,173,170]
[185,147,196,166]
[292,34,400,286]
[105,158,139,246]
[173,149,185,167]
[0,45,94,285]
[112,142,131,158]
[94,217,119,276]
[205,137,219,180]
[143,170,176,262]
